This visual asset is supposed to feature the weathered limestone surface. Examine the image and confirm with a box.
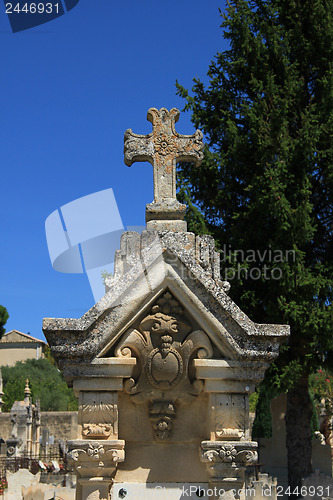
[124,107,203,231]
[43,108,289,500]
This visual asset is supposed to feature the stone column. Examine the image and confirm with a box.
[67,359,135,500]
[201,440,258,499]
[68,439,125,500]
[195,359,265,499]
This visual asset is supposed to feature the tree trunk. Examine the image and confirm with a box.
[285,375,313,492]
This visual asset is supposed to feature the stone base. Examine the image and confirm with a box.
[145,199,186,221]
[145,199,187,231]
[146,219,187,232]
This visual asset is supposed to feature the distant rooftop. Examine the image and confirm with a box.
[1,330,47,344]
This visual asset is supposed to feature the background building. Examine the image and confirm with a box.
[0,331,46,367]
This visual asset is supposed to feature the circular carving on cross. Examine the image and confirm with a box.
[154,134,176,157]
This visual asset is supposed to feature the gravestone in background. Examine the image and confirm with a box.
[43,108,289,500]
[6,379,40,459]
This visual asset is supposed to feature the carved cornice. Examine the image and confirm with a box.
[68,440,124,463]
[67,439,125,478]
[200,441,258,467]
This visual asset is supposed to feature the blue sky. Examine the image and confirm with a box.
[0,0,228,341]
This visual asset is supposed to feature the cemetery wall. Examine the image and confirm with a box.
[0,411,78,452]
[40,412,78,442]
[0,413,12,444]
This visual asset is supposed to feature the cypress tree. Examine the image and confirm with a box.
[177,0,333,488]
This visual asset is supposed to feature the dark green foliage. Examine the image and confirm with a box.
[309,367,333,414]
[177,184,211,235]
[44,345,56,366]
[252,389,274,439]
[0,306,9,339]
[251,386,319,439]
[252,376,279,438]
[248,391,259,413]
[176,0,332,487]
[1,358,78,412]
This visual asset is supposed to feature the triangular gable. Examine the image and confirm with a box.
[43,231,289,381]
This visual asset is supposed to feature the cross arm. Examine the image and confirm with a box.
[124,129,154,167]
[173,129,204,165]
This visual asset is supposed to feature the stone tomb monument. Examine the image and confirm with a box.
[6,379,40,459]
[43,108,289,500]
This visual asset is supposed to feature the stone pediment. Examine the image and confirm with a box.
[43,230,289,385]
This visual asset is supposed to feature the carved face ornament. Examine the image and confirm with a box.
[151,314,178,335]
[146,314,183,389]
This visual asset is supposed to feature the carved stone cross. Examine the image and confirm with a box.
[124,108,203,230]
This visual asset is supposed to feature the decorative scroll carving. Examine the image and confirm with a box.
[201,441,258,467]
[234,449,258,465]
[68,441,124,465]
[202,445,258,465]
[69,442,122,462]
[67,439,125,481]
[115,291,212,440]
[83,423,112,437]
[79,392,117,439]
[67,448,85,462]
[67,439,125,490]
